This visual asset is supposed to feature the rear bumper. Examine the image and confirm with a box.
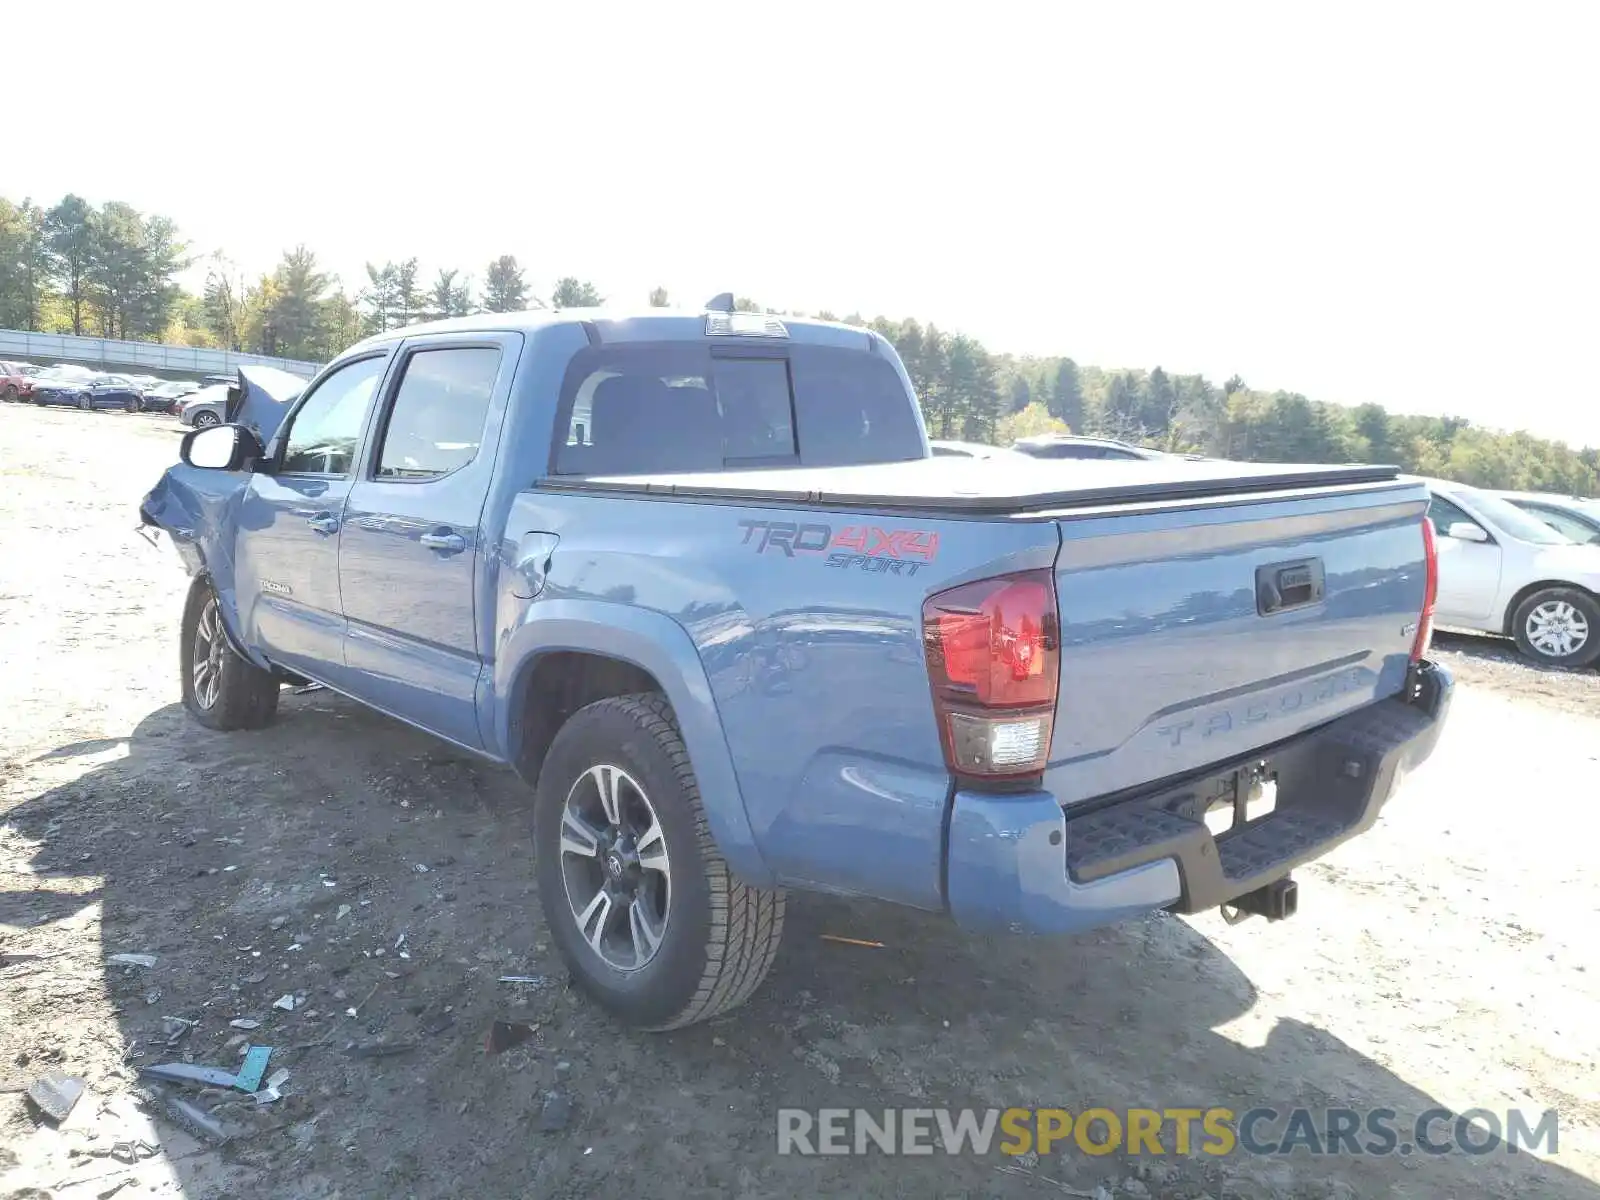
[944,660,1454,934]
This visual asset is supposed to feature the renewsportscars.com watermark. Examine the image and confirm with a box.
[776,1107,1560,1158]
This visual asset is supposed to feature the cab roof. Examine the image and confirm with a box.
[344,308,882,357]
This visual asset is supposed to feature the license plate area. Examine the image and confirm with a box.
[1199,764,1278,839]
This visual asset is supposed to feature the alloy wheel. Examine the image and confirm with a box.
[191,598,225,709]
[559,763,672,972]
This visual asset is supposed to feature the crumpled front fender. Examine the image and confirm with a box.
[139,464,269,670]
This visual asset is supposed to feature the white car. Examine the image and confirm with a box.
[1425,477,1600,667]
[1494,491,1600,546]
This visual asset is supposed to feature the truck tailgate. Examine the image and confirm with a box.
[1043,481,1430,805]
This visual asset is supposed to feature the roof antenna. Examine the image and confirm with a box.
[705,292,735,312]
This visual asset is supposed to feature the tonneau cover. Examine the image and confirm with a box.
[537,455,1399,515]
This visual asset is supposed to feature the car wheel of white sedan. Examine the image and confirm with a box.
[1512,587,1600,669]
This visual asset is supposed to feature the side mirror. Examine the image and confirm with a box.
[180,423,265,471]
[1445,521,1491,544]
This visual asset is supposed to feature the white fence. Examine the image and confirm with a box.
[0,329,322,379]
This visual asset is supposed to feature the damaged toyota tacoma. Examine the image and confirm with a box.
[140,304,1453,1029]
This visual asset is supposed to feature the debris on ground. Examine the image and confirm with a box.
[97,1178,136,1199]
[106,953,158,968]
[253,1067,291,1105]
[819,934,885,948]
[229,1018,261,1030]
[271,993,298,1011]
[141,1044,272,1093]
[160,1017,194,1049]
[163,1094,229,1143]
[497,974,547,986]
[537,1089,573,1132]
[485,1021,537,1055]
[26,1070,86,1123]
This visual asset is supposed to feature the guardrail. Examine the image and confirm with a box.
[0,329,323,379]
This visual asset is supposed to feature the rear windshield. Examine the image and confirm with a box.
[550,343,925,475]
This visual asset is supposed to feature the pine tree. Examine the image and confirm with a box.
[482,255,529,312]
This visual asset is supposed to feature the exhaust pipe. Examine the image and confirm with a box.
[1221,877,1298,924]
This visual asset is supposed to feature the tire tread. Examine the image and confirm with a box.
[585,693,785,1030]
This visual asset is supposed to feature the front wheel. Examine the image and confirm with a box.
[125,397,141,413]
[192,410,220,429]
[2,384,16,402]
[77,394,92,411]
[534,694,785,1029]
[180,579,281,729]
[1511,587,1600,668]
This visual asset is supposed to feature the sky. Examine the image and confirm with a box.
[9,1,1599,446]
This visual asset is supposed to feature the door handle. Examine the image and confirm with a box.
[419,531,466,553]
[306,513,340,535]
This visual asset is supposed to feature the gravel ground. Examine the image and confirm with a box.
[1,405,1597,1199]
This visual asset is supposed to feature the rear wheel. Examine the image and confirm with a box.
[534,693,785,1029]
[125,396,140,413]
[1511,588,1600,668]
[77,394,92,411]
[2,384,16,402]
[192,410,220,429]
[180,578,280,729]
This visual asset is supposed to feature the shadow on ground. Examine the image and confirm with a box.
[3,693,1595,1198]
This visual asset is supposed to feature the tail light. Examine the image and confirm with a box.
[923,569,1059,778]
[1411,516,1438,663]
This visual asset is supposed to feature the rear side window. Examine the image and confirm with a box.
[375,347,502,479]
[551,343,923,474]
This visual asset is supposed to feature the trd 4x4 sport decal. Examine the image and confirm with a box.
[737,519,940,577]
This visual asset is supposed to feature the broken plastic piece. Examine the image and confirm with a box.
[141,1045,271,1094]
[165,1095,228,1142]
[26,1071,85,1123]
[253,1067,291,1105]
[272,994,297,1011]
[108,953,158,968]
[229,1019,261,1030]
[234,1044,273,1092]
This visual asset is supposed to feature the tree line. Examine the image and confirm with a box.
[2,191,1594,495]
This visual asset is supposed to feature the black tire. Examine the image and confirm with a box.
[1511,587,1600,668]
[125,397,140,413]
[2,384,15,402]
[534,693,785,1029]
[179,577,281,730]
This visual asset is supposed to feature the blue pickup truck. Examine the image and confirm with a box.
[140,304,1453,1029]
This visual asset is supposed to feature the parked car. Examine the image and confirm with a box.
[1011,434,1170,461]
[1425,478,1600,667]
[176,368,303,434]
[140,380,202,414]
[174,384,230,427]
[929,439,1034,460]
[139,305,1451,1029]
[32,371,146,412]
[1495,491,1600,546]
[1,361,36,402]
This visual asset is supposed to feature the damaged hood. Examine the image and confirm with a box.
[227,365,307,442]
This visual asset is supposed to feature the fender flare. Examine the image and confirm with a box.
[493,600,773,888]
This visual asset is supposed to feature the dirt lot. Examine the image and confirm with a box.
[1,405,1597,1200]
